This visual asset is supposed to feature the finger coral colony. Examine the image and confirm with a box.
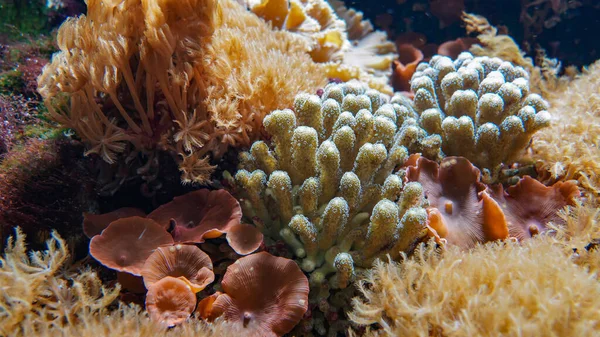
[1,0,600,336]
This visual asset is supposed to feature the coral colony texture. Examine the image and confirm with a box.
[410,52,551,183]
[3,0,600,337]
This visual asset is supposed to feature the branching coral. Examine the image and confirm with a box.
[410,51,550,182]
[231,80,432,334]
[38,0,329,184]
[350,237,600,337]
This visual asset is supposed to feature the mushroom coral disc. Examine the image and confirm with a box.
[146,276,197,327]
[205,252,309,337]
[147,189,242,242]
[83,207,146,238]
[491,176,580,240]
[89,216,174,275]
[407,155,581,248]
[407,156,509,248]
[142,244,215,293]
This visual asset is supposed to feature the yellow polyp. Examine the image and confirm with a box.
[445,200,453,215]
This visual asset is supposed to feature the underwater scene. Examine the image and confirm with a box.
[1,0,599,336]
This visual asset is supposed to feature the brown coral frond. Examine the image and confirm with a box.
[178,153,217,185]
[206,252,309,337]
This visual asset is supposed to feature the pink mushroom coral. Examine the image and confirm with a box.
[490,176,580,240]
[146,189,262,255]
[202,252,309,337]
[146,276,197,327]
[89,216,173,275]
[142,244,215,293]
[83,207,146,238]
[407,156,509,248]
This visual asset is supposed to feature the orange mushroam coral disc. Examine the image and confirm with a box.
[226,223,264,255]
[142,244,215,293]
[407,156,509,248]
[89,216,174,275]
[392,43,424,92]
[82,207,146,238]
[146,276,197,327]
[491,176,580,240]
[147,189,262,255]
[204,252,309,337]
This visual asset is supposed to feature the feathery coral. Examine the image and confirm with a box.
[350,237,600,336]
[38,0,329,184]
[531,61,600,197]
[0,229,120,335]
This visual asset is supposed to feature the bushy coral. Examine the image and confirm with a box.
[531,60,600,197]
[37,0,330,185]
[231,80,432,334]
[410,51,551,182]
[350,236,600,337]
[0,228,120,335]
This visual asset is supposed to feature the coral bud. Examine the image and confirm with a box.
[294,93,323,133]
[333,253,354,289]
[267,171,294,225]
[319,197,349,250]
[364,200,400,257]
[291,126,318,184]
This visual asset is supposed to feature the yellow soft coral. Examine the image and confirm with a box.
[0,228,120,335]
[350,236,600,337]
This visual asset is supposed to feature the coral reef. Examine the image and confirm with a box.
[232,80,434,334]
[37,0,329,184]
[410,51,550,182]
[350,236,600,337]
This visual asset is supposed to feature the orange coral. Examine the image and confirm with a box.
[392,44,424,92]
[490,176,579,240]
[407,156,509,248]
[142,244,215,293]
